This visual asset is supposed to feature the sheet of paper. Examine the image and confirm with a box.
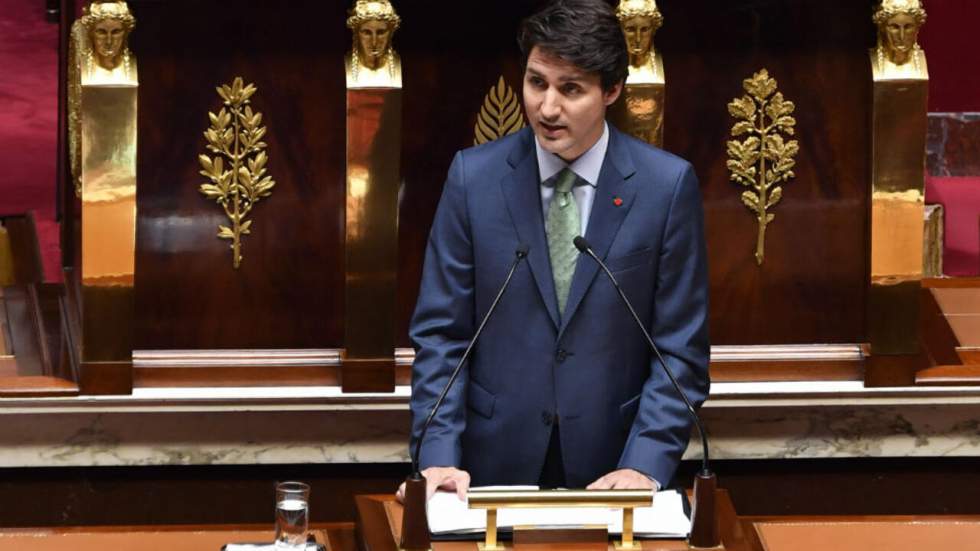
[427,486,691,538]
[223,544,321,551]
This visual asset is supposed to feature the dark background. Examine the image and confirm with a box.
[128,0,880,351]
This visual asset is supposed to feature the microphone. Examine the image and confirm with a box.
[401,244,529,550]
[573,236,718,548]
[411,242,529,474]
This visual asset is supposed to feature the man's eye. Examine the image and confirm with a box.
[563,85,581,95]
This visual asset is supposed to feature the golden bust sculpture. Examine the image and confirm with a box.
[615,0,664,85]
[345,0,402,89]
[872,0,927,80]
[68,1,138,196]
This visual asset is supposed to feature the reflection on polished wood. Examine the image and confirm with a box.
[343,89,401,392]
[78,54,137,393]
[869,45,928,360]
[612,84,664,147]
[923,204,943,278]
[0,225,13,286]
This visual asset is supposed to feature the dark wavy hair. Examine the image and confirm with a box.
[517,0,629,91]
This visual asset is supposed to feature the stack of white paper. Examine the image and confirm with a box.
[427,487,691,539]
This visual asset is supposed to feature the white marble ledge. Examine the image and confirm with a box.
[2,381,980,415]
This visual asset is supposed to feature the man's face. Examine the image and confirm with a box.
[89,18,127,68]
[523,47,622,162]
[883,13,919,61]
[357,19,392,64]
[622,15,654,57]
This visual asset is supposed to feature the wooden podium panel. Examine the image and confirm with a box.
[354,492,741,551]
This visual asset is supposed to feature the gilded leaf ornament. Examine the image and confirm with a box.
[474,76,526,145]
[199,77,275,269]
[726,69,799,265]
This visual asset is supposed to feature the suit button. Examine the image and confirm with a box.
[541,411,553,426]
[556,349,568,363]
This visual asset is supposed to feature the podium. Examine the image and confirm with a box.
[353,492,980,551]
[354,490,740,550]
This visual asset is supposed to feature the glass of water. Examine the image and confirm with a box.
[274,481,310,550]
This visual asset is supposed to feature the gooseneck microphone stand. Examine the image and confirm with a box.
[400,245,529,551]
[573,236,719,549]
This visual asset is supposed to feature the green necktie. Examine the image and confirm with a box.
[545,167,582,317]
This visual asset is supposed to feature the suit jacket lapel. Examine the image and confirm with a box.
[559,127,637,337]
[500,129,561,330]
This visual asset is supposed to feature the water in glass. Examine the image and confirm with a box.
[274,481,309,550]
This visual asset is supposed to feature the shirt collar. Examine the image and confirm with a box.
[534,122,608,187]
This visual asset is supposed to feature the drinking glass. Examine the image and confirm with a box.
[274,481,310,550]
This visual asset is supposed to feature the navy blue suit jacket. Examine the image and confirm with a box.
[409,125,709,488]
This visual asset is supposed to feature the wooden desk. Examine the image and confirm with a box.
[739,514,980,551]
[0,523,357,551]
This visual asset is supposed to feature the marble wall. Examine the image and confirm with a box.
[2,383,978,468]
[927,112,980,177]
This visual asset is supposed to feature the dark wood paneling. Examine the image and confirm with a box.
[130,0,348,349]
[0,464,405,527]
[133,365,340,388]
[128,1,548,352]
[393,1,543,347]
[121,1,875,355]
[711,359,863,382]
[3,459,980,528]
[660,0,872,344]
[0,215,43,285]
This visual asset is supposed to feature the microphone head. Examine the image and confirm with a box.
[573,236,591,253]
[515,243,529,258]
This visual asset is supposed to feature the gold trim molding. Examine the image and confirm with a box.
[727,69,799,265]
[199,77,276,269]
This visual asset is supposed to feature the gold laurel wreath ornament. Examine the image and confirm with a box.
[198,77,275,269]
[726,69,799,265]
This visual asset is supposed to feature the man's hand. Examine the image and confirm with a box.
[587,468,658,491]
[396,466,471,503]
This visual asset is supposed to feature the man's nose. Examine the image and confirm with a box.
[540,90,561,120]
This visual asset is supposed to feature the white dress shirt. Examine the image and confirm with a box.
[535,122,609,237]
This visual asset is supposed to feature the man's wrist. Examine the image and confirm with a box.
[624,467,660,491]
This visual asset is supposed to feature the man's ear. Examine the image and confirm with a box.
[604,80,624,106]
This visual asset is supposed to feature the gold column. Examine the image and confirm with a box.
[611,0,665,146]
[341,0,402,392]
[867,0,928,385]
[70,1,138,394]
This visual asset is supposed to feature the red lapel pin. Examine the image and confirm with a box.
[613,197,623,207]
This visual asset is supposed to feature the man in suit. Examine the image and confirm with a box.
[405,0,709,500]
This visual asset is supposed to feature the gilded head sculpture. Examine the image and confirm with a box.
[873,0,926,65]
[80,1,135,71]
[347,0,401,70]
[615,0,663,61]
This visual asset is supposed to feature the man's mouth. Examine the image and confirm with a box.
[540,122,566,136]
